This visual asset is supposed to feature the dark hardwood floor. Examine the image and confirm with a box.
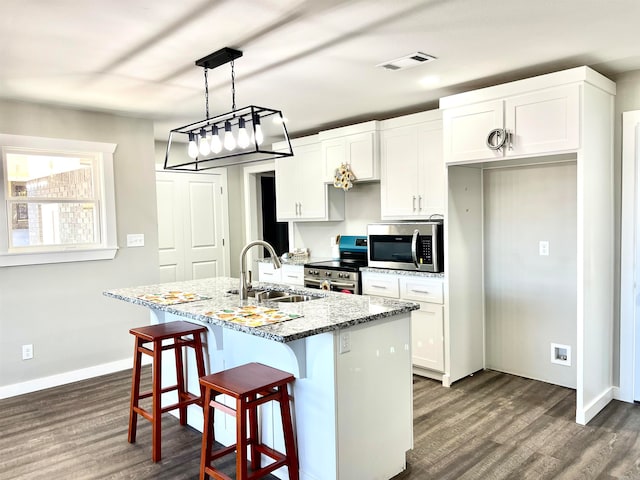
[1,368,640,479]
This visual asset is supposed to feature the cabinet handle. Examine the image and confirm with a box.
[298,202,302,216]
[486,128,512,151]
[286,275,298,279]
[410,289,430,294]
[418,195,423,211]
[412,196,417,211]
[371,284,388,289]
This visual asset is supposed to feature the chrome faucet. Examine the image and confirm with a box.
[239,240,282,300]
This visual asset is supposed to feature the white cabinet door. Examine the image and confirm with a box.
[276,140,343,222]
[443,100,504,164]
[417,120,445,217]
[321,123,379,183]
[380,124,421,218]
[506,85,580,156]
[411,302,444,372]
[296,144,327,220]
[381,116,444,219]
[275,155,299,220]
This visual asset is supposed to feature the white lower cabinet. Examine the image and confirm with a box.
[362,271,445,377]
[411,302,444,372]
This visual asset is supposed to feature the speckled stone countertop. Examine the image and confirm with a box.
[360,267,445,279]
[104,277,418,343]
[257,257,331,266]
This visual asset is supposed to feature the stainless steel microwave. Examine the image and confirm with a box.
[367,222,444,272]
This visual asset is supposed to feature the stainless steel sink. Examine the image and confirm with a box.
[271,294,317,303]
[226,288,321,303]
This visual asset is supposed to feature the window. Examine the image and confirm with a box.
[0,134,118,266]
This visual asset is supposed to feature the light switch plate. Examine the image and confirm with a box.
[127,234,145,247]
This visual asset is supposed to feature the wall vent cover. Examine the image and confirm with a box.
[376,52,437,71]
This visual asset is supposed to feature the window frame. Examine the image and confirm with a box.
[0,134,118,267]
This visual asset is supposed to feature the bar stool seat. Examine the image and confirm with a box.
[128,320,207,462]
[199,362,299,480]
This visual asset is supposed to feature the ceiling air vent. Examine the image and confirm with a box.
[376,52,437,71]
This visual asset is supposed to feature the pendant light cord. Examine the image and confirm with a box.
[204,68,210,119]
[231,60,236,111]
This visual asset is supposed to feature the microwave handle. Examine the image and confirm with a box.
[411,229,420,269]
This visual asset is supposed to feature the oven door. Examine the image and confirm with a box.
[304,277,359,294]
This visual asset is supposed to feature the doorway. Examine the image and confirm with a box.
[259,174,288,257]
[243,162,290,272]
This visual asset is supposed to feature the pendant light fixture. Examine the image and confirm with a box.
[164,47,293,171]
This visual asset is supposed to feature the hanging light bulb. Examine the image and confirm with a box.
[224,120,236,151]
[198,128,210,156]
[210,125,222,154]
[187,132,199,158]
[237,117,250,148]
[253,114,264,146]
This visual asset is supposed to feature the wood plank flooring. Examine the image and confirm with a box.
[1,368,640,479]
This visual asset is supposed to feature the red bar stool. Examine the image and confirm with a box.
[128,320,207,462]
[199,362,299,480]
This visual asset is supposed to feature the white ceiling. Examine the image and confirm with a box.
[2,0,640,140]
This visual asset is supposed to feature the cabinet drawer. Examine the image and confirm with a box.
[281,264,304,286]
[258,262,282,283]
[362,273,399,298]
[399,277,443,304]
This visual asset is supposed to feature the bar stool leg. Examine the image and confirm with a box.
[174,338,187,425]
[152,339,162,462]
[279,385,299,480]
[237,396,248,480]
[248,393,260,472]
[199,387,214,480]
[193,333,207,404]
[128,337,143,444]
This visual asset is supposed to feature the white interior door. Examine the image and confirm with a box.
[156,171,229,282]
[621,110,640,402]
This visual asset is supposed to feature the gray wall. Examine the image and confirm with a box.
[484,163,577,388]
[0,99,159,388]
[612,69,640,386]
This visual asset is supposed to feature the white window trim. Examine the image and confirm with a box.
[0,133,118,267]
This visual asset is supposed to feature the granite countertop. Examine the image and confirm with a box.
[104,277,418,343]
[360,267,445,279]
[257,256,332,266]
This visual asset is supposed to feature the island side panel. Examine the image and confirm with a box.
[336,313,413,480]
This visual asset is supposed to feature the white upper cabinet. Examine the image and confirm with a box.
[274,136,345,222]
[380,110,444,219]
[320,121,380,183]
[442,80,582,165]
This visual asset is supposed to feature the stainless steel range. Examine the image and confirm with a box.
[304,236,367,294]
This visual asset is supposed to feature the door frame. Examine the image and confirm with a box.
[620,110,640,402]
[243,160,277,270]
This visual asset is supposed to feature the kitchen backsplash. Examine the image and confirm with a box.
[292,182,381,257]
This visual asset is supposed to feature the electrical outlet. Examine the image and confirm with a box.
[22,344,33,360]
[339,331,351,354]
[539,240,549,256]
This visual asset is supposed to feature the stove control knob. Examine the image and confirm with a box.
[313,270,319,275]
[325,271,332,276]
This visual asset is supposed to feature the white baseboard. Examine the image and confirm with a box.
[576,386,614,425]
[0,357,151,400]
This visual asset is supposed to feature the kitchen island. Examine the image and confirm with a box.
[105,276,419,480]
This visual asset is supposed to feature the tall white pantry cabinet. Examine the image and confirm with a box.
[440,66,616,425]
